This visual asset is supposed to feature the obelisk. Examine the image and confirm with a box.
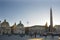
[49,8,53,32]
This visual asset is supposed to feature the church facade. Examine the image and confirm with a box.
[0,20,11,35]
[11,21,25,34]
[0,20,25,35]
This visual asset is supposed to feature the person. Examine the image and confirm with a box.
[34,32,36,38]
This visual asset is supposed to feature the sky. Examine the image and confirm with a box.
[0,0,60,26]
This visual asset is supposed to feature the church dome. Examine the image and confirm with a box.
[11,23,17,30]
[17,21,24,27]
[1,19,10,27]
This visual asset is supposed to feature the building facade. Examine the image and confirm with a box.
[28,25,46,34]
[54,25,60,33]
[0,19,11,35]
[11,21,25,34]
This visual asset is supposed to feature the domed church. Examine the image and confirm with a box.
[11,21,25,34]
[0,19,11,35]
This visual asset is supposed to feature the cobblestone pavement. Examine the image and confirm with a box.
[0,35,59,40]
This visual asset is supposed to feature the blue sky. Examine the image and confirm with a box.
[0,0,60,26]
